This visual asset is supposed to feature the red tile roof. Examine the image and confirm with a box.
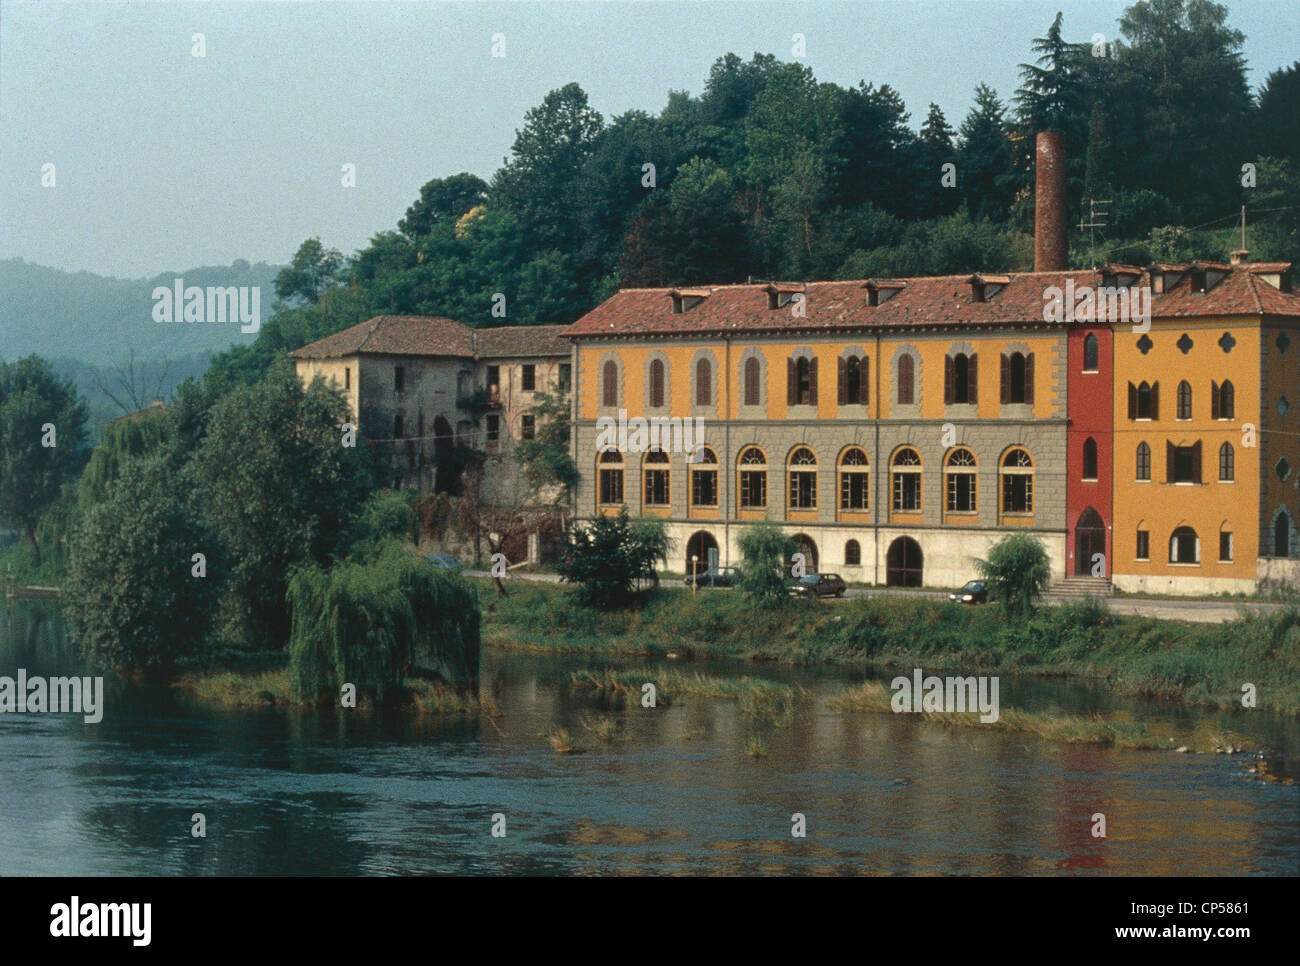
[292,315,473,359]
[564,266,1300,339]
[474,324,569,358]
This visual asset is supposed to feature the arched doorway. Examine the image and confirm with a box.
[886,537,923,586]
[789,533,819,573]
[1075,507,1106,575]
[1275,511,1292,558]
[685,531,719,577]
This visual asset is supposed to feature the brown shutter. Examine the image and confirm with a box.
[1024,353,1034,404]
[968,353,978,404]
[859,358,869,405]
[837,356,847,404]
[1211,381,1220,420]
[787,358,796,406]
[1166,440,1175,483]
[1128,382,1136,419]
[1000,354,1009,403]
[809,357,818,405]
[899,355,913,405]
[1192,440,1202,483]
[944,355,954,404]
[1151,381,1159,420]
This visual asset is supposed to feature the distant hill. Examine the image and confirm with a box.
[0,258,283,366]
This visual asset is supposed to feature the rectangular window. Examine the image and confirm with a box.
[486,413,500,443]
[521,414,535,440]
[394,366,405,392]
[1136,530,1150,560]
[1219,532,1233,562]
[344,367,350,390]
[487,365,500,391]
[644,469,669,507]
[840,473,869,510]
[393,415,404,439]
[789,471,817,509]
[599,469,623,505]
[558,363,571,391]
[691,469,718,507]
[1002,475,1033,513]
[740,471,767,508]
[893,473,921,511]
[1173,445,1197,483]
[947,473,976,512]
[521,364,536,392]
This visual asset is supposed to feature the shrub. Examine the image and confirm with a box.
[556,507,670,608]
[737,520,795,607]
[976,533,1051,616]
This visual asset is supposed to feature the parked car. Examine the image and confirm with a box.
[948,579,988,604]
[684,566,739,588]
[790,573,847,598]
[426,553,463,572]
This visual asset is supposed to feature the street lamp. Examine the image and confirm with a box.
[691,554,699,597]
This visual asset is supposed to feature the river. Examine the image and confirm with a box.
[1,602,1296,875]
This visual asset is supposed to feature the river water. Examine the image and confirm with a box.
[1,602,1296,875]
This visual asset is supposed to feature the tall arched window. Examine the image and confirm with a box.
[1083,333,1099,372]
[696,358,711,406]
[897,354,915,405]
[788,357,817,406]
[892,447,922,511]
[1002,351,1030,403]
[1213,379,1235,420]
[602,360,618,407]
[1170,526,1200,564]
[649,359,666,408]
[1001,448,1034,514]
[839,447,869,510]
[1136,442,1151,481]
[788,447,818,509]
[844,539,861,566]
[946,352,977,404]
[1083,437,1098,480]
[945,448,977,513]
[643,448,670,507]
[690,446,718,507]
[1176,380,1192,420]
[839,355,868,405]
[743,357,761,406]
[598,449,624,505]
[738,446,767,508]
[1275,512,1291,558]
[1219,442,1235,481]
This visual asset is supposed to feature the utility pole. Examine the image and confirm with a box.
[1078,198,1111,272]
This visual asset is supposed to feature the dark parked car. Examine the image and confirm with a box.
[790,573,847,598]
[426,553,463,572]
[684,566,739,588]
[948,579,988,604]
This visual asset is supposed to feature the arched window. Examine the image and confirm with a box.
[643,448,670,507]
[1213,379,1235,420]
[1083,333,1099,372]
[839,355,868,405]
[947,352,977,404]
[738,446,767,508]
[696,358,711,406]
[1135,381,1156,419]
[844,539,861,566]
[1169,526,1200,564]
[788,447,818,509]
[1001,448,1034,514]
[1275,512,1291,558]
[1083,437,1098,480]
[690,446,718,507]
[788,357,817,406]
[743,357,761,406]
[598,449,624,505]
[1002,351,1030,403]
[1177,380,1192,420]
[649,359,666,408]
[1136,442,1151,481]
[892,447,922,512]
[897,354,915,405]
[1219,442,1235,481]
[839,447,869,510]
[945,448,977,513]
[602,360,618,407]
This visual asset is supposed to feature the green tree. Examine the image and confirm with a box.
[557,507,670,608]
[274,237,345,305]
[958,84,1016,222]
[915,103,959,219]
[975,532,1052,616]
[190,358,373,645]
[398,173,490,238]
[1254,61,1300,161]
[65,454,222,676]
[737,520,795,607]
[513,387,578,496]
[0,355,89,565]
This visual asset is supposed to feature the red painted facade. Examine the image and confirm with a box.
[1066,320,1113,576]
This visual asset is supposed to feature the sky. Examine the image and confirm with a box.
[1,0,1296,278]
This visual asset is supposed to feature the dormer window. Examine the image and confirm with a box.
[865,279,906,307]
[764,285,802,310]
[1189,268,1207,294]
[670,288,709,313]
[967,274,1009,302]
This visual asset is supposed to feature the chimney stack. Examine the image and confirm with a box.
[1230,249,1250,266]
[1034,131,1067,272]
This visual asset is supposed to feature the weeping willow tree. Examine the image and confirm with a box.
[76,406,177,513]
[286,542,480,702]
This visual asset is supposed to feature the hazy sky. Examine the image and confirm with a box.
[2,0,1296,278]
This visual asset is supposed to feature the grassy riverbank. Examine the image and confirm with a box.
[481,581,1300,716]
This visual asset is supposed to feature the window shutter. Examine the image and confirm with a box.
[1211,381,1220,420]
[837,356,847,404]
[968,353,978,404]
[1024,353,1034,404]
[944,355,954,404]
[859,358,869,405]
[787,358,796,406]
[899,355,913,405]
[1151,382,1159,419]
[1000,354,1009,404]
[1128,382,1136,419]
[1192,440,1202,483]
[1165,441,1174,483]
[808,357,818,405]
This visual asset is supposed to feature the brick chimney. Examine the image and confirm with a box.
[1034,131,1067,272]
[1230,249,1250,266]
